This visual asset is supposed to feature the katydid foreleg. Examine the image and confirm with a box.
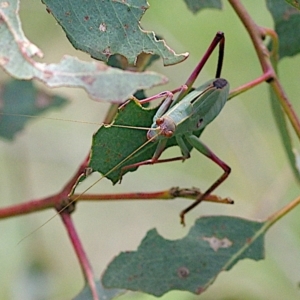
[120,128,192,177]
[177,31,225,102]
[119,85,188,180]
[179,135,231,225]
[119,85,187,110]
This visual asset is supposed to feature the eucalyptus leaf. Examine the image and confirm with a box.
[102,216,265,296]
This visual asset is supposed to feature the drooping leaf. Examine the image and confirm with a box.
[73,280,124,300]
[285,0,300,10]
[0,0,167,103]
[0,80,68,140]
[184,0,222,14]
[269,85,300,182]
[88,100,204,184]
[102,216,265,296]
[266,0,300,59]
[42,0,188,66]
[266,21,300,183]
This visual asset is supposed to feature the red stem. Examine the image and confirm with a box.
[0,194,57,218]
[0,154,90,219]
[228,70,273,100]
[0,187,233,220]
[228,0,271,74]
[229,0,300,139]
[60,213,99,300]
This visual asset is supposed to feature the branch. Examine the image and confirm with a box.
[229,0,300,139]
[70,187,234,204]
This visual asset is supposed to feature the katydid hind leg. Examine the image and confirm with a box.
[215,32,225,78]
[180,134,231,225]
[178,32,225,101]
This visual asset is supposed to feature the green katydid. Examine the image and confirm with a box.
[90,32,232,225]
[0,32,232,228]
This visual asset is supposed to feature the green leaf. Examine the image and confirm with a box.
[102,216,265,296]
[285,0,300,10]
[0,80,68,140]
[0,1,167,103]
[42,0,188,66]
[269,86,300,182]
[184,0,222,14]
[88,100,204,184]
[266,0,300,58]
[89,100,158,184]
[73,280,124,300]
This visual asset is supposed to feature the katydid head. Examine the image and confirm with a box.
[147,115,176,141]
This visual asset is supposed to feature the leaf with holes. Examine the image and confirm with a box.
[42,0,188,66]
[102,216,265,296]
[0,1,167,103]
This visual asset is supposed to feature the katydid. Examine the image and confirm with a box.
[119,32,231,225]
[0,32,231,229]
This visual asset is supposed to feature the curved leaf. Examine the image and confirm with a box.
[269,85,300,182]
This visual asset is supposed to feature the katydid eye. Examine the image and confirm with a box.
[156,118,163,125]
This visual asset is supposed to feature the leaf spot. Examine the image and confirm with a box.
[99,22,107,32]
[81,75,96,85]
[0,56,9,65]
[0,2,9,8]
[202,236,232,252]
[177,267,189,278]
[283,7,300,20]
[43,70,54,80]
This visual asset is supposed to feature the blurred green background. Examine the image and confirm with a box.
[1,1,300,299]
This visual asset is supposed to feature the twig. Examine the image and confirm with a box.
[60,213,99,300]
